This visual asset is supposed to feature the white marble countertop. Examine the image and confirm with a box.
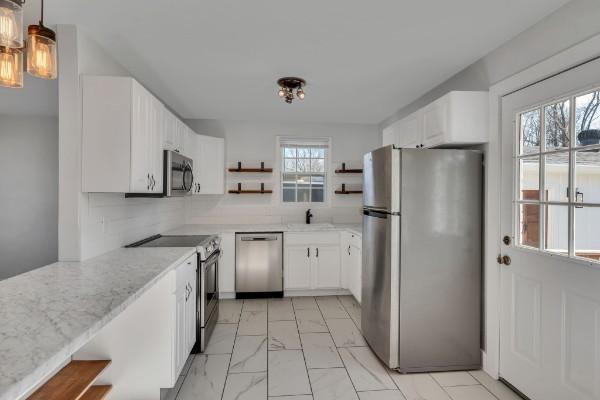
[164,223,362,237]
[0,247,196,400]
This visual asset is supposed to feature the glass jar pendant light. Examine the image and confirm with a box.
[0,46,23,87]
[0,0,23,49]
[27,0,57,79]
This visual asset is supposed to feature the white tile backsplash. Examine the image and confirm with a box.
[81,193,185,259]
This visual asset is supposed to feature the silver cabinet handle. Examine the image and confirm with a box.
[316,248,319,258]
[307,247,310,258]
[348,245,351,255]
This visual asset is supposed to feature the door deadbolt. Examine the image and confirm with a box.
[497,254,511,266]
[503,235,511,246]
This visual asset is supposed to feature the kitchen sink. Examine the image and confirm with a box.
[287,223,334,230]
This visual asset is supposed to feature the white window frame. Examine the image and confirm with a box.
[514,85,600,263]
[276,137,332,207]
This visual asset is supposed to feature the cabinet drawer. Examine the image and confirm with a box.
[285,232,340,246]
[176,254,197,291]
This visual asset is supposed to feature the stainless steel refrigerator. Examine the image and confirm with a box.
[362,146,482,372]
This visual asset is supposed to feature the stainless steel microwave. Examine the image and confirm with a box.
[164,150,193,197]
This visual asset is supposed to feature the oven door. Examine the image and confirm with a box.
[201,250,219,327]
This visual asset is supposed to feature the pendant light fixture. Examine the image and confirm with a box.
[0,0,23,49]
[0,45,23,87]
[27,0,56,79]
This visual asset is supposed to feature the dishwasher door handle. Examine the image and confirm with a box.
[240,236,279,241]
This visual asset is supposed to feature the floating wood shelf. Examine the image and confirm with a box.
[228,183,272,194]
[27,360,111,400]
[228,161,273,173]
[335,163,363,174]
[335,184,362,195]
[80,386,112,400]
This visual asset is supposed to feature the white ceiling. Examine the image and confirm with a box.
[3,0,571,121]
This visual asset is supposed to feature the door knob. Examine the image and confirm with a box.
[497,254,511,265]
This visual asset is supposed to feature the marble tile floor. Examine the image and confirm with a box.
[163,296,522,400]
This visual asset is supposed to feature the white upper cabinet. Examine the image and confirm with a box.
[82,76,163,194]
[382,91,488,149]
[191,134,225,195]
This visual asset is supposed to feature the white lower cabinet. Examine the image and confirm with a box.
[284,233,341,291]
[173,254,197,382]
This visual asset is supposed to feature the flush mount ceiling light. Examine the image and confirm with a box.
[27,0,57,79]
[277,77,306,104]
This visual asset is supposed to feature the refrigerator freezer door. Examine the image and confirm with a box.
[363,146,400,213]
[361,209,400,367]
[398,149,482,371]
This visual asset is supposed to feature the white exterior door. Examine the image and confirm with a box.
[499,57,600,400]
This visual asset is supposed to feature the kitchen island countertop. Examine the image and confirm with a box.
[0,247,196,400]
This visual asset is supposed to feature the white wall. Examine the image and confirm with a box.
[184,119,380,225]
[58,26,185,260]
[381,0,600,127]
[0,115,58,280]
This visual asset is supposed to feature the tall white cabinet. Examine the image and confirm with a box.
[82,76,164,194]
[82,75,226,195]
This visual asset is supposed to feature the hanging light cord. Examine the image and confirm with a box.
[40,0,44,26]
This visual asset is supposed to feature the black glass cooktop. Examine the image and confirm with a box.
[127,235,213,248]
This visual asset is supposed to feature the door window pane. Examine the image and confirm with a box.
[575,207,600,261]
[544,100,570,151]
[575,91,600,146]
[546,205,568,255]
[519,156,540,200]
[575,149,600,204]
[520,204,540,248]
[520,109,541,155]
[545,153,569,202]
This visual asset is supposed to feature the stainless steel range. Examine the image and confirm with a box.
[127,234,220,353]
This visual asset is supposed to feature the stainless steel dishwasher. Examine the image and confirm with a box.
[235,232,283,298]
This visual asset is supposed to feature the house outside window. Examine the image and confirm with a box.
[517,87,600,263]
[280,138,330,204]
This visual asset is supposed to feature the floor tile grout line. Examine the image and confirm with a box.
[296,300,316,398]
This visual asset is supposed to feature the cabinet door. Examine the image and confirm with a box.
[150,97,164,193]
[195,135,225,195]
[163,109,178,152]
[175,288,186,376]
[130,82,152,193]
[285,245,312,290]
[397,111,422,148]
[313,245,341,289]
[219,233,236,295]
[422,97,447,148]
[185,262,197,355]
[349,244,362,303]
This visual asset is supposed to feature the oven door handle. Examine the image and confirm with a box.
[203,249,221,265]
[240,236,278,241]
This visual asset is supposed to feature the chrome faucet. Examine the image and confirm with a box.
[306,209,313,224]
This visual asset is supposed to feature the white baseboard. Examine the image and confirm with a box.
[284,288,351,297]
